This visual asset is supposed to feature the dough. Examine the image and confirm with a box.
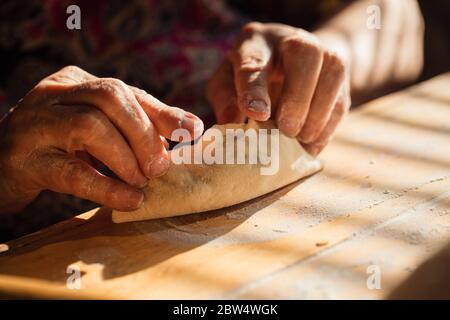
[112,120,322,223]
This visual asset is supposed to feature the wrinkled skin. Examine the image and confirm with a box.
[207,22,351,156]
[1,0,425,215]
[0,66,204,213]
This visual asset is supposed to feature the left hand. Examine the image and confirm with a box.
[207,22,351,156]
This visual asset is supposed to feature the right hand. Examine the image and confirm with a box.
[0,66,204,213]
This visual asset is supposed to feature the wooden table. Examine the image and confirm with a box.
[0,74,449,299]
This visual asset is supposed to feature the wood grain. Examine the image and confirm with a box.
[0,73,449,299]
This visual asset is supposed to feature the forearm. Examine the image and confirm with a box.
[314,0,424,99]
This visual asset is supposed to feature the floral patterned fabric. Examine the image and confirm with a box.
[0,0,246,125]
[0,0,348,241]
[0,0,247,241]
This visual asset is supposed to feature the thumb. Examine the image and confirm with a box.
[228,25,272,121]
[35,150,144,211]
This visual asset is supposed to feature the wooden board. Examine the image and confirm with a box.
[0,73,449,299]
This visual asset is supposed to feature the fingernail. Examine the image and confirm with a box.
[122,189,144,210]
[278,118,300,137]
[182,114,204,139]
[125,164,148,188]
[298,127,317,144]
[133,170,148,188]
[193,120,204,138]
[146,155,170,177]
[307,145,321,157]
[247,99,268,113]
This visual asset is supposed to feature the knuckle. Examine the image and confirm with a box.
[103,77,127,90]
[89,78,128,100]
[324,51,346,76]
[28,67,83,100]
[281,34,322,57]
[130,86,147,97]
[70,107,107,137]
[103,78,127,93]
[241,22,263,36]
[59,65,83,74]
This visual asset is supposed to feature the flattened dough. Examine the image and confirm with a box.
[112,120,322,223]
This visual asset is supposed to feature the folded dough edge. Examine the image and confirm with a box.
[112,120,322,223]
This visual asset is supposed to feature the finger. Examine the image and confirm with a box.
[56,78,169,178]
[74,150,94,167]
[298,51,345,143]
[229,23,272,121]
[49,67,204,142]
[34,150,144,211]
[206,60,245,124]
[160,136,169,150]
[41,65,97,86]
[130,86,204,140]
[51,105,148,188]
[276,34,323,137]
[302,92,349,156]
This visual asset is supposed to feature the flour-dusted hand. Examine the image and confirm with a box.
[0,66,204,213]
[207,22,351,156]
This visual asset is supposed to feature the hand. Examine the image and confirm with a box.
[207,22,351,156]
[0,66,204,213]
